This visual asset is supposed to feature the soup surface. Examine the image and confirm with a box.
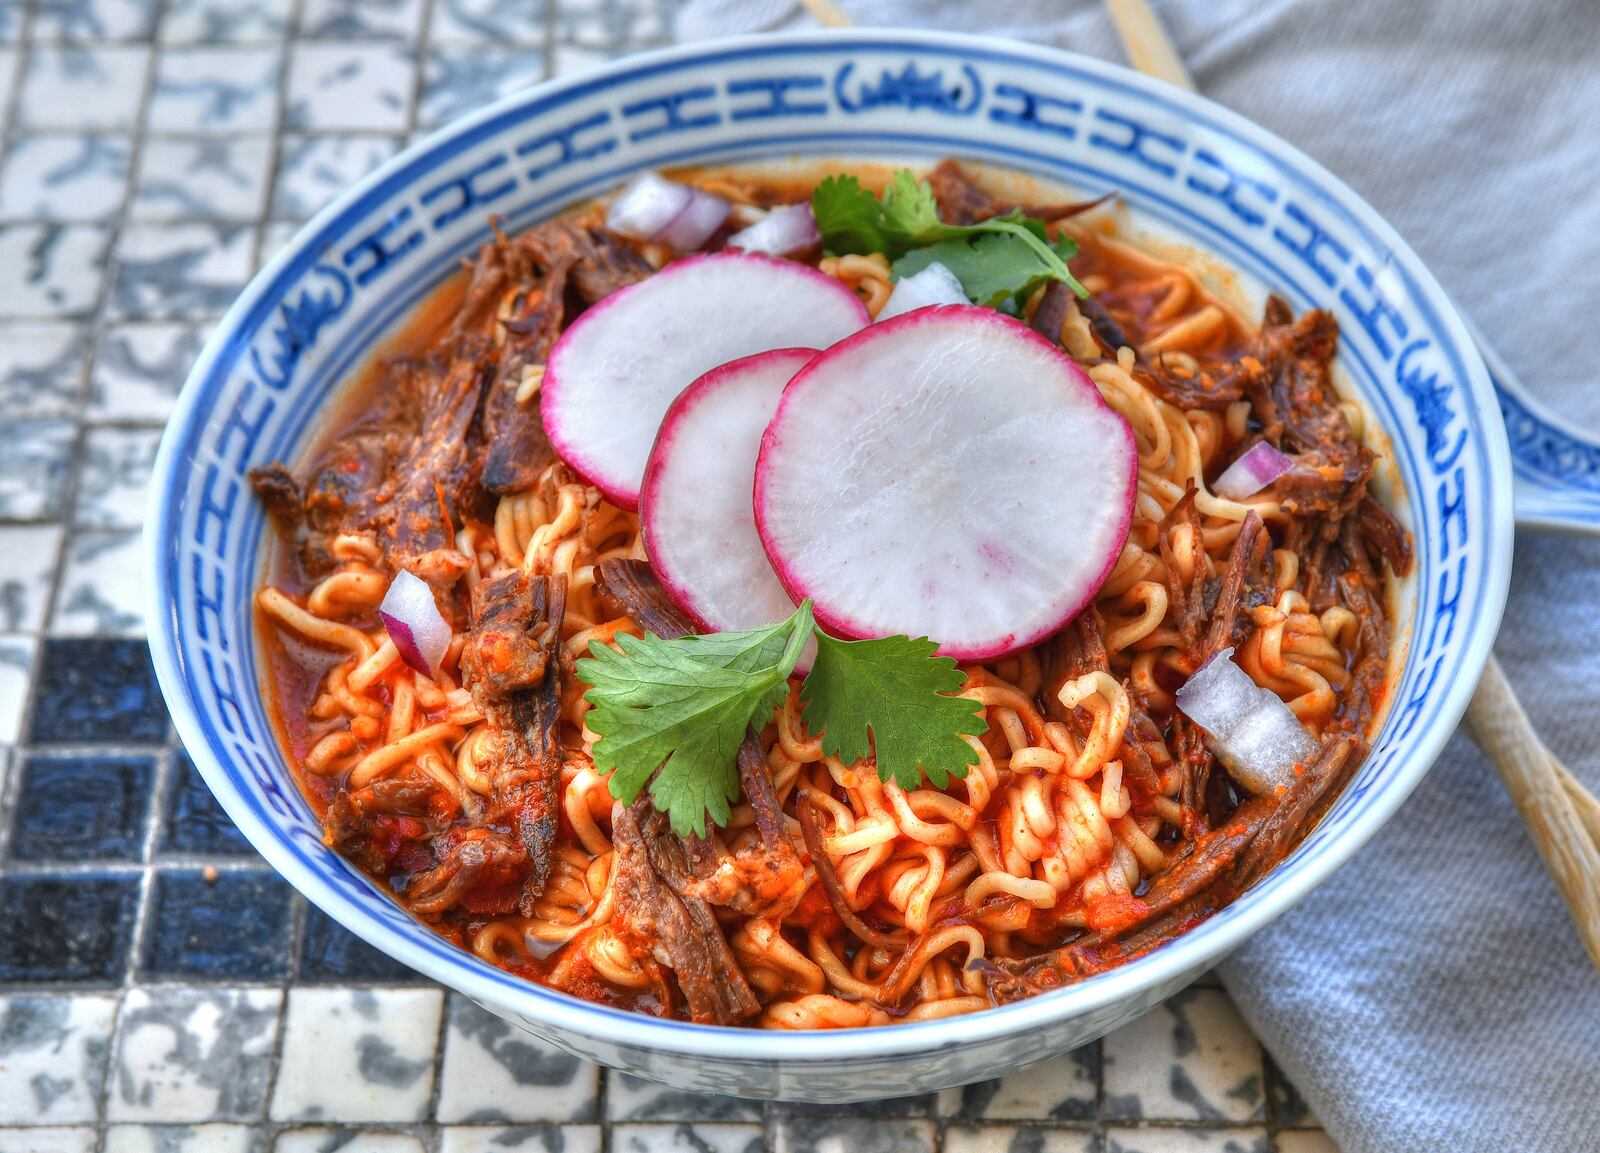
[252,160,1411,1028]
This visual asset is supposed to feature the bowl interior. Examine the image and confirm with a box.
[146,31,1511,1064]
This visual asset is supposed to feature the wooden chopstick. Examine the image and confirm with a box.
[798,0,852,28]
[1104,0,1197,90]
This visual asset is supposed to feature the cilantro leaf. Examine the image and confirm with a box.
[579,602,813,837]
[893,218,1085,308]
[800,633,986,789]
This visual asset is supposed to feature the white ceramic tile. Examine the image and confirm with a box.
[273,1132,423,1153]
[0,994,117,1124]
[1103,989,1265,1123]
[74,426,160,528]
[435,995,599,1123]
[108,987,283,1123]
[0,635,37,743]
[430,0,550,42]
[285,43,414,132]
[18,47,151,132]
[554,0,670,45]
[0,420,76,520]
[0,1129,97,1153]
[300,0,425,40]
[133,137,273,222]
[111,223,253,319]
[271,134,398,221]
[0,323,88,419]
[0,526,65,632]
[270,988,444,1123]
[147,48,281,134]
[419,47,547,129]
[936,1046,1098,1121]
[612,1125,766,1153]
[88,321,207,423]
[1103,1129,1271,1153]
[440,1127,602,1153]
[0,136,133,222]
[52,531,145,637]
[104,1125,257,1153]
[31,0,160,40]
[0,4,18,42]
[160,0,291,43]
[0,225,111,317]
[605,1074,761,1123]
[771,1119,937,1153]
[549,43,611,80]
[944,1128,1095,1153]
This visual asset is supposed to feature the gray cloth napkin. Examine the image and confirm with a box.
[675,3,1600,1148]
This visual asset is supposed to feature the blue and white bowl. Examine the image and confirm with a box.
[147,29,1590,1101]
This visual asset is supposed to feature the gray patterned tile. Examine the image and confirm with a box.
[133,137,272,221]
[74,426,160,529]
[160,0,291,43]
[0,419,75,519]
[111,223,253,319]
[285,43,414,132]
[32,0,160,41]
[612,1125,766,1153]
[269,987,444,1123]
[300,0,425,40]
[148,48,281,135]
[419,47,547,129]
[0,136,133,222]
[1264,1056,1318,1130]
[1104,1129,1270,1153]
[0,1129,97,1153]
[549,43,611,80]
[1103,990,1264,1123]
[430,0,552,42]
[271,134,398,221]
[440,1127,602,1153]
[52,531,145,637]
[0,993,117,1124]
[0,47,14,121]
[771,1118,936,1153]
[103,1126,259,1153]
[108,987,283,1123]
[0,224,111,317]
[19,47,151,132]
[944,1128,1096,1153]
[0,635,37,743]
[0,526,64,631]
[273,1133,423,1153]
[88,321,206,423]
[937,1046,1099,1121]
[605,1073,760,1124]
[554,0,670,45]
[0,322,90,418]
[1273,1133,1338,1153]
[255,220,300,270]
[435,995,598,1123]
[0,3,19,41]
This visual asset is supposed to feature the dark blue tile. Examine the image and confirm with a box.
[29,638,169,744]
[0,875,139,984]
[298,904,426,983]
[10,754,155,861]
[160,753,254,856]
[142,870,293,980]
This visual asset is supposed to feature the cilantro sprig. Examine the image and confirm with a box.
[578,603,986,836]
[811,169,1088,308]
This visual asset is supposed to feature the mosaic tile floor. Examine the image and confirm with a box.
[0,2,1336,1149]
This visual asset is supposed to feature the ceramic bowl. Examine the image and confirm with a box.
[147,30,1524,1101]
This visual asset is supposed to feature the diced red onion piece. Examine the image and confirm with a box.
[1213,440,1294,500]
[875,261,968,322]
[605,172,692,242]
[378,569,451,679]
[1176,647,1315,794]
[656,188,732,252]
[726,203,820,256]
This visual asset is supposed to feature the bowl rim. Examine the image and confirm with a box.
[145,27,1513,1062]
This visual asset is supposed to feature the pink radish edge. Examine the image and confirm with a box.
[752,304,1139,662]
[540,250,870,511]
[638,345,819,635]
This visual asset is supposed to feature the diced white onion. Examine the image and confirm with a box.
[726,202,820,257]
[1176,647,1315,794]
[605,172,692,242]
[657,188,732,251]
[875,261,969,322]
[1213,440,1294,500]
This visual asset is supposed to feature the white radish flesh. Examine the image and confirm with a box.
[876,261,967,322]
[640,348,816,663]
[1175,647,1316,794]
[754,304,1138,661]
[542,252,870,509]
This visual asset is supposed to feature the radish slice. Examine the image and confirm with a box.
[379,569,451,679]
[542,252,870,509]
[876,261,967,322]
[640,348,816,663]
[754,305,1137,660]
[1213,441,1294,500]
